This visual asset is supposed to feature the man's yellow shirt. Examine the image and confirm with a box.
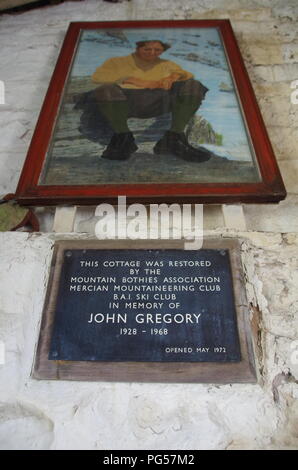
[92,53,193,89]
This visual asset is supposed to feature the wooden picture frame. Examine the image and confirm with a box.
[16,20,286,206]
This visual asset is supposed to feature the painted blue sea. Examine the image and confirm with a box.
[69,27,255,163]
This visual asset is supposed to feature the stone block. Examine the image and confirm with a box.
[244,196,298,232]
[0,151,24,193]
[282,43,298,63]
[191,8,272,22]
[278,160,298,194]
[253,82,293,98]
[259,98,297,127]
[267,127,298,161]
[254,64,298,83]
[273,5,298,22]
[222,205,247,231]
[247,44,283,66]
[53,206,77,233]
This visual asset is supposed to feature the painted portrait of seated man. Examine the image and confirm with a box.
[79,40,210,162]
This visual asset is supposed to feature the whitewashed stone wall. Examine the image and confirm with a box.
[0,231,297,450]
[0,0,297,450]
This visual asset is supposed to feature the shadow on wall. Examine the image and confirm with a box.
[0,0,84,14]
[0,0,133,15]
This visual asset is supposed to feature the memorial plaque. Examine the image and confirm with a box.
[49,249,240,363]
[34,240,256,383]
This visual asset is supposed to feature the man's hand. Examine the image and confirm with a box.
[158,72,185,90]
[123,72,185,90]
[158,77,176,90]
[122,77,162,89]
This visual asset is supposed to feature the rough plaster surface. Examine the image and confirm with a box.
[0,232,297,450]
[0,0,298,450]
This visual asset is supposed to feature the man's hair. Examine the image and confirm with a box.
[135,40,171,51]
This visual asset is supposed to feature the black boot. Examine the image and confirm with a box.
[153,131,212,162]
[102,132,138,160]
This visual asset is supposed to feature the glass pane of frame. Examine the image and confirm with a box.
[39,26,260,186]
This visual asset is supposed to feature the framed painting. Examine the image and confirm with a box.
[15,20,286,205]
